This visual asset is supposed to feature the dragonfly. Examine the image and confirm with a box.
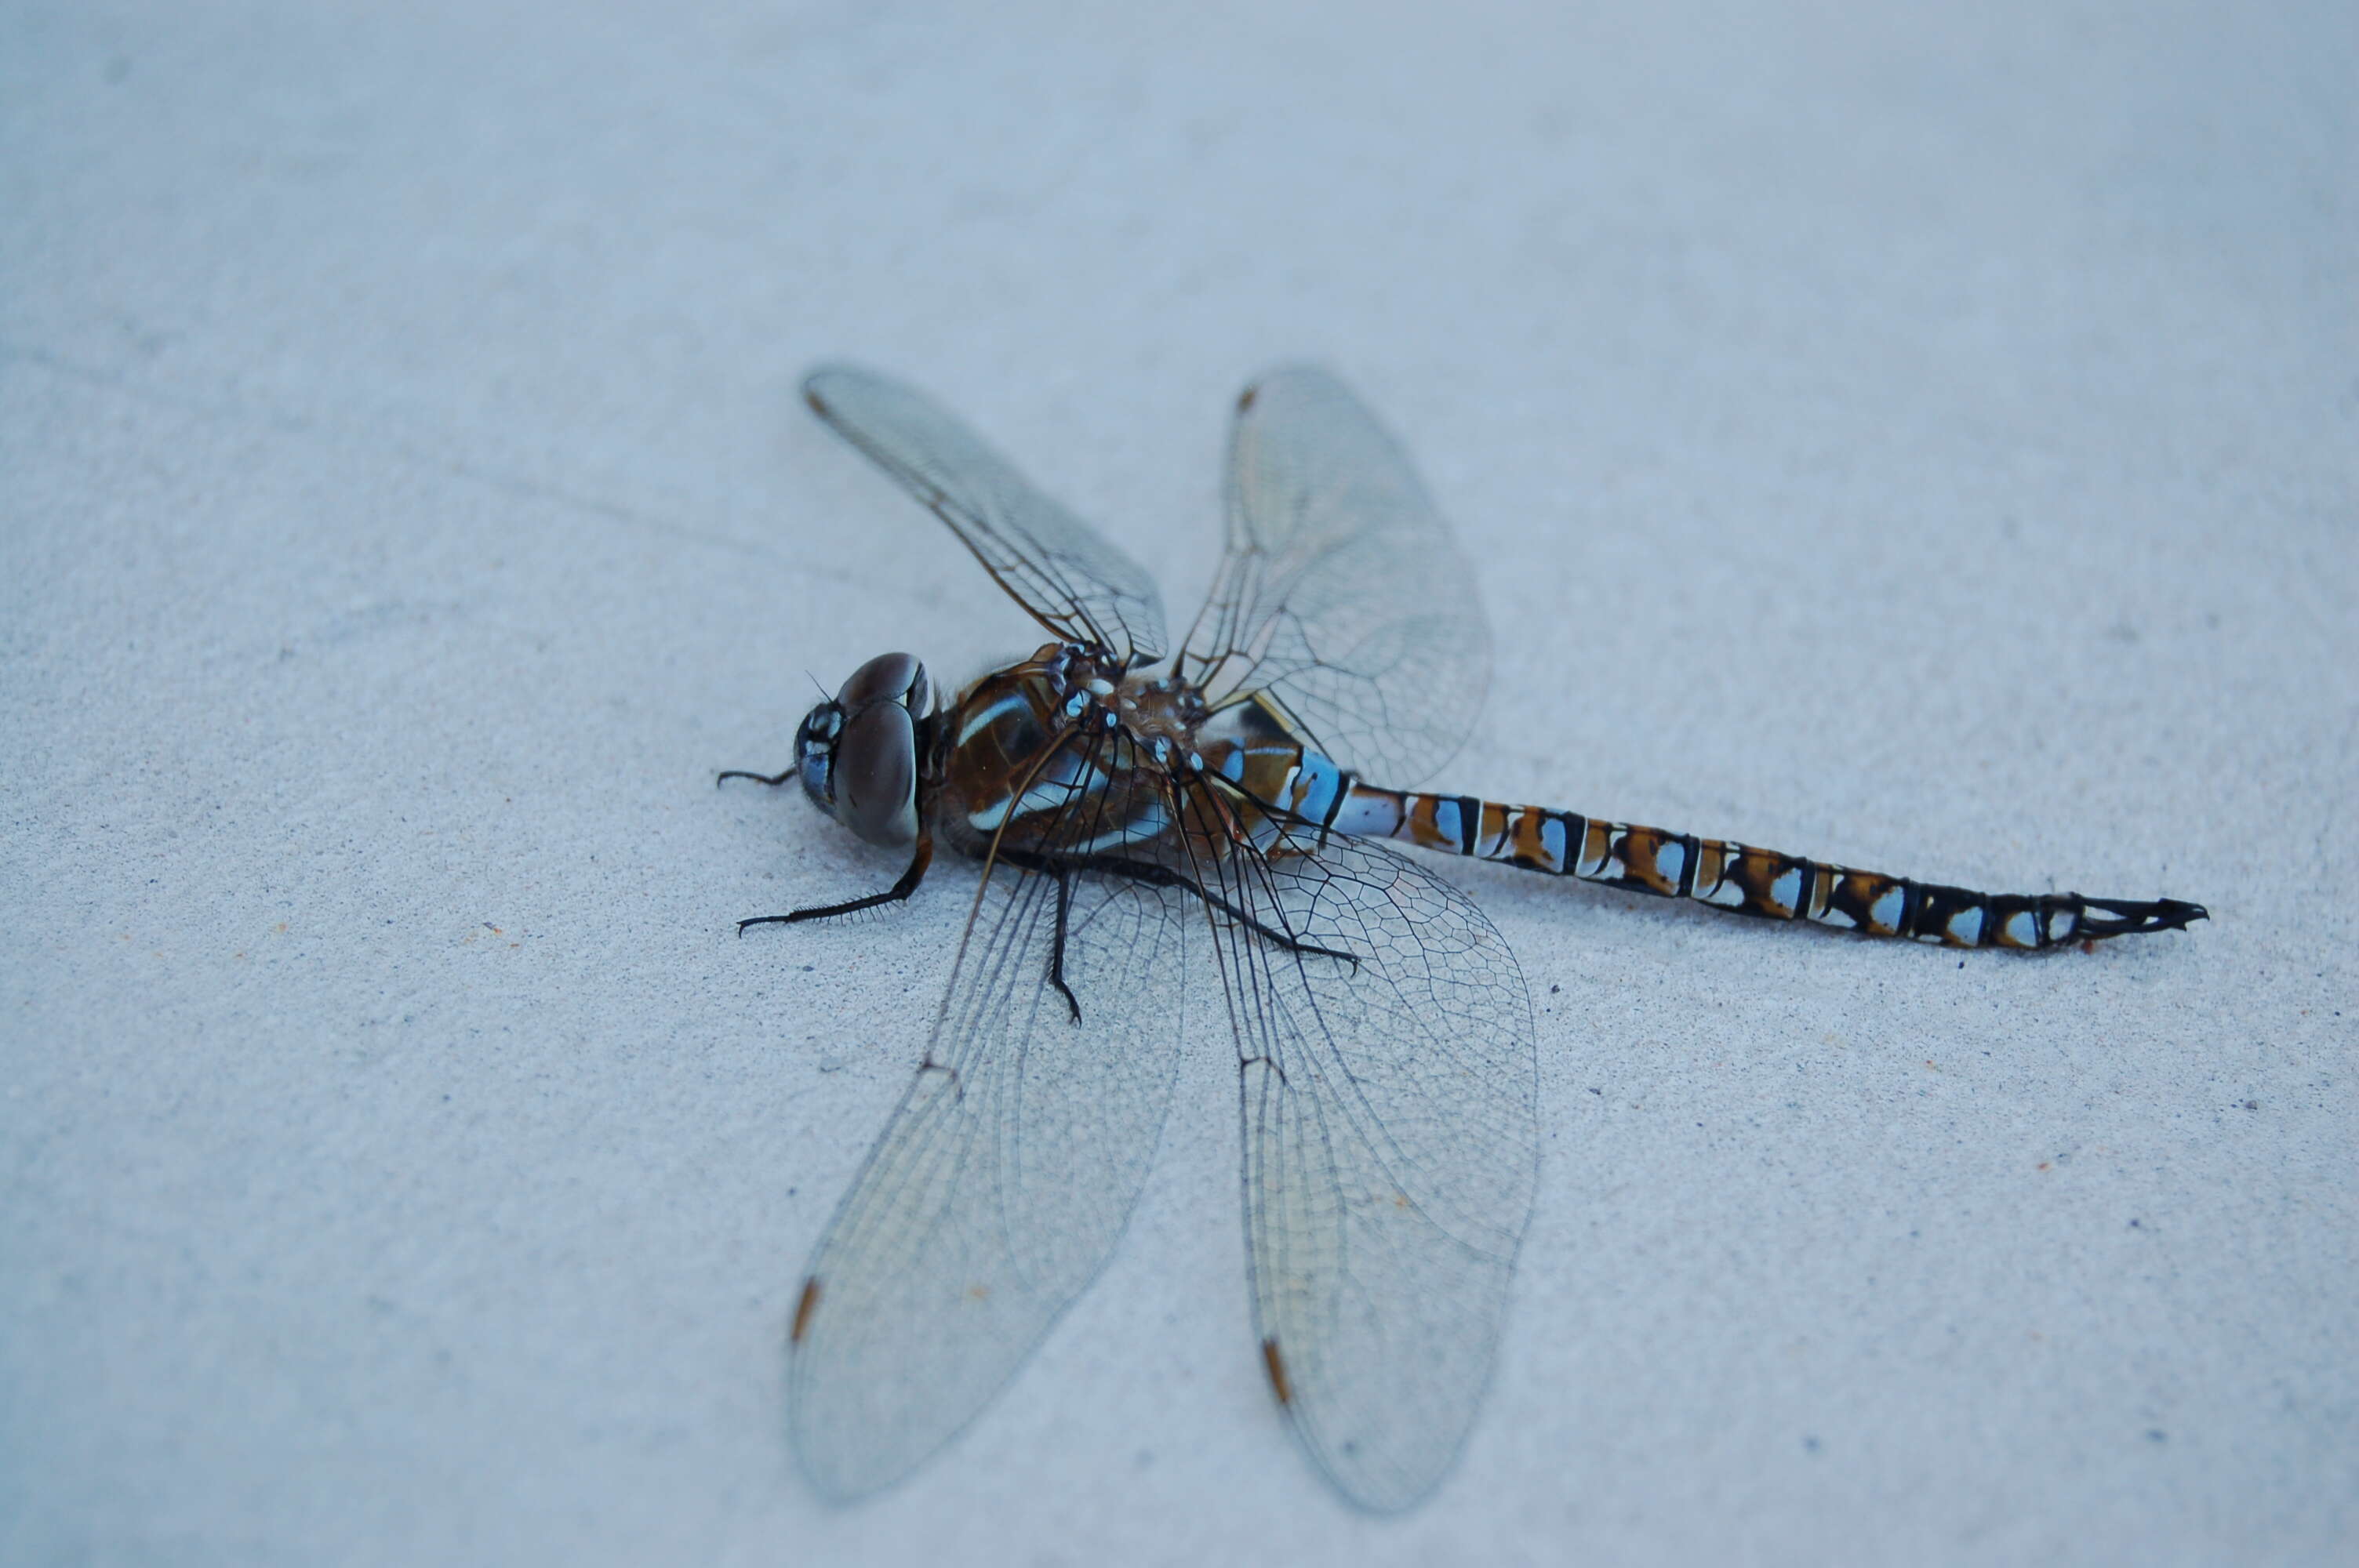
[725,362,2206,1513]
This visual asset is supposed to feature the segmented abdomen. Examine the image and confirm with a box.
[1329,781,2202,950]
[1188,696,2201,950]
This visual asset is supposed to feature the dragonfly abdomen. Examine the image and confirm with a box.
[1347,782,2202,950]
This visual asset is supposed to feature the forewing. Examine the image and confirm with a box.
[1186,366,1490,785]
[787,856,1187,1500]
[1192,826,1538,1512]
[804,364,1169,664]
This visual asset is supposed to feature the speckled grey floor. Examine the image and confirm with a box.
[4,3,2354,1564]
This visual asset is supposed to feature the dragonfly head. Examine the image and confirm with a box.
[795,652,932,847]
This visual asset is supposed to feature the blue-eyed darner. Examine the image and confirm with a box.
[726,364,2205,1512]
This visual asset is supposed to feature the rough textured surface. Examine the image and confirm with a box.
[3,2,2352,1563]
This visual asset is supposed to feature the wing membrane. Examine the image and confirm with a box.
[791,365,1528,1511]
[804,364,1169,665]
[787,849,1187,1498]
[1182,366,1490,785]
[1180,819,1538,1512]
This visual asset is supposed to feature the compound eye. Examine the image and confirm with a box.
[836,652,929,716]
[835,702,918,846]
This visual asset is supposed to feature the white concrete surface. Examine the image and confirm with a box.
[3,2,2352,1563]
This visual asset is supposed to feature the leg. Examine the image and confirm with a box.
[1047,870,1082,1025]
[997,848,1358,967]
[738,832,933,934]
[717,767,794,787]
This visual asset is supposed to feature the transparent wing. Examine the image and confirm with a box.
[787,846,1187,1499]
[1175,815,1538,1512]
[804,364,1169,666]
[1180,366,1490,786]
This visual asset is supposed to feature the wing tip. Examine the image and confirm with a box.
[801,365,852,416]
[801,361,885,416]
[1236,362,1350,414]
[790,1440,903,1509]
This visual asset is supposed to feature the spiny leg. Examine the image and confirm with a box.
[1047,869,1082,1025]
[1021,723,1121,1025]
[999,848,1358,967]
[738,831,934,934]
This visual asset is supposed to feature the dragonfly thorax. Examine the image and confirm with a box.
[796,652,932,847]
[926,644,1218,860]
